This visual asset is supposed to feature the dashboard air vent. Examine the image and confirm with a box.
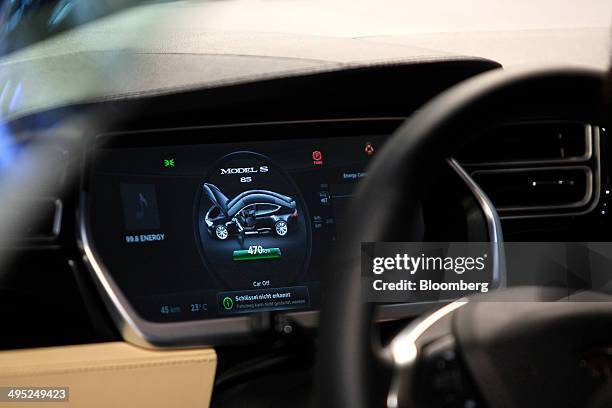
[471,167,591,211]
[457,122,600,218]
[459,122,590,165]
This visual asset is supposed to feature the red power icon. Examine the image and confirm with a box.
[312,150,323,165]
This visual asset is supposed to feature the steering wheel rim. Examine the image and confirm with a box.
[317,66,606,408]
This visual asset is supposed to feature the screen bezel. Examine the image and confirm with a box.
[78,118,501,347]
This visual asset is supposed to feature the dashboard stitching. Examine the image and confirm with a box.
[0,358,217,377]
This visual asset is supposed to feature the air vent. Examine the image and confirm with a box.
[471,167,591,211]
[457,122,600,218]
[459,122,591,165]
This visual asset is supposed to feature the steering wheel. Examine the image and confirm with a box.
[318,67,610,408]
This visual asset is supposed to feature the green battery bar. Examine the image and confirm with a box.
[233,247,282,261]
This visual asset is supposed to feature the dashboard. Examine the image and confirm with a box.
[80,119,608,347]
[2,54,607,352]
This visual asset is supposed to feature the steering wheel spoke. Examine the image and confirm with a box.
[386,301,485,408]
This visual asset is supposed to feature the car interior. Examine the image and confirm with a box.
[1,1,612,407]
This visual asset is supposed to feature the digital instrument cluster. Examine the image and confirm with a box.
[85,123,389,322]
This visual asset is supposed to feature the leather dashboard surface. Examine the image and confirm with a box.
[0,341,216,408]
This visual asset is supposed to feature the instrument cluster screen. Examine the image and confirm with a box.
[87,128,386,322]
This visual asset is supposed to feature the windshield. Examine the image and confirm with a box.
[0,0,610,123]
[3,0,612,55]
[1,0,153,55]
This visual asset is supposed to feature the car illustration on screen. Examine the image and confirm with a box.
[203,183,298,240]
